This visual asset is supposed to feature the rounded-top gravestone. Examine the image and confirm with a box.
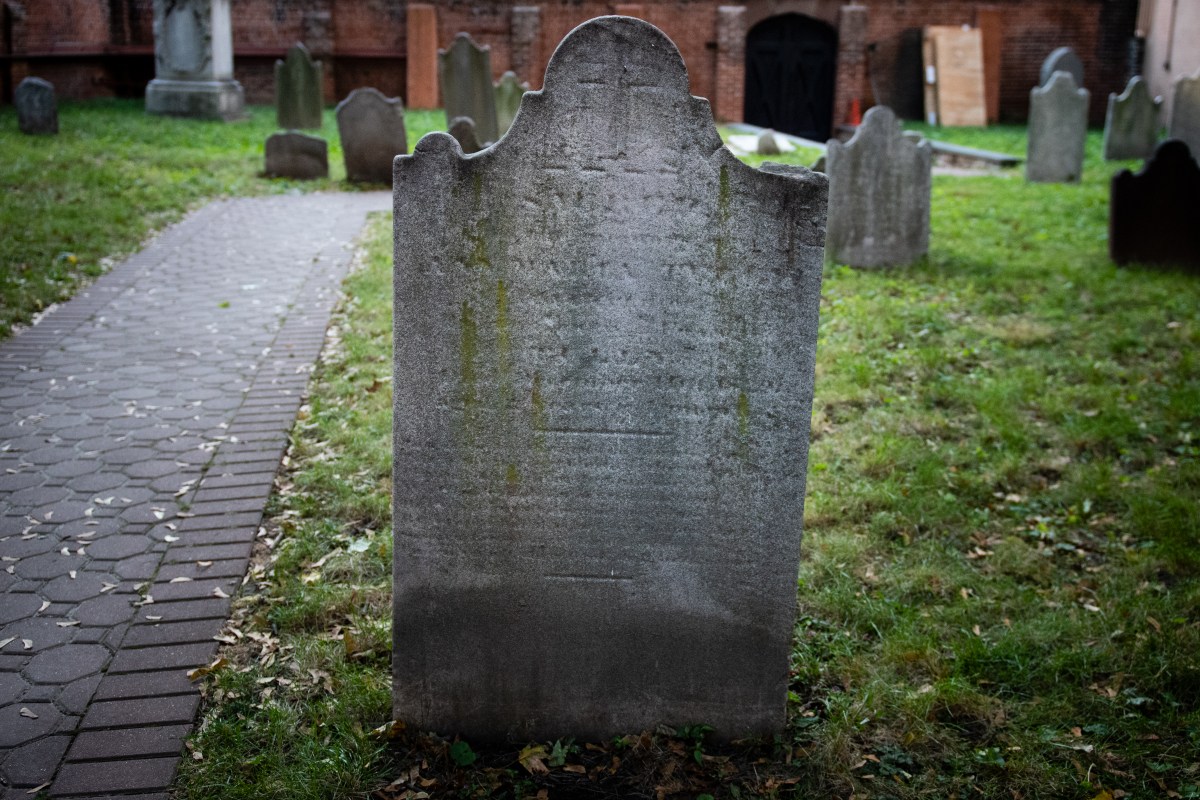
[1169,68,1200,160]
[1027,71,1089,183]
[447,116,483,153]
[393,15,828,743]
[1104,76,1161,161]
[335,88,407,184]
[1040,46,1084,89]
[15,77,58,135]
[438,32,499,145]
[276,42,324,130]
[493,70,528,137]
[1110,139,1200,271]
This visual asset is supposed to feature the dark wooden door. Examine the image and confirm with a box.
[744,14,837,141]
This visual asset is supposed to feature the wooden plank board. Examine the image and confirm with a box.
[924,25,987,126]
[922,31,939,125]
[976,7,1003,123]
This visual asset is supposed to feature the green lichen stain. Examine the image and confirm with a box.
[460,300,478,408]
[737,390,750,439]
[716,164,731,277]
[506,462,520,489]
[465,227,491,269]
[496,278,513,409]
[530,371,547,431]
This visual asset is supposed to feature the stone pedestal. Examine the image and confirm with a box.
[145,0,245,121]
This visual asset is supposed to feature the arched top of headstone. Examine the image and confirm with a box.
[1119,139,1200,184]
[1040,46,1083,88]
[542,16,690,97]
[1172,66,1200,90]
[1033,70,1088,102]
[18,76,54,94]
[15,76,58,135]
[832,105,930,157]
[440,31,490,58]
[336,86,403,116]
[279,41,318,68]
[495,70,527,91]
[1113,75,1156,105]
[447,116,483,153]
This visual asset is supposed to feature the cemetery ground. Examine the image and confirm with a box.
[1,103,1197,799]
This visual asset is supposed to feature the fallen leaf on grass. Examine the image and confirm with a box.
[519,744,550,774]
[187,657,228,681]
[371,720,407,740]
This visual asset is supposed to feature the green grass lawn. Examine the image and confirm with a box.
[174,122,1199,800]
[0,100,443,337]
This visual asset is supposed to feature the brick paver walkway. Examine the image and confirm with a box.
[0,191,390,798]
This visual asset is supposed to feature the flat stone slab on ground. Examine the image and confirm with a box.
[1110,139,1200,271]
[336,87,408,184]
[15,77,58,135]
[393,15,827,743]
[826,105,931,268]
[1027,71,1088,183]
[264,131,329,179]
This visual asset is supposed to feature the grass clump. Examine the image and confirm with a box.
[0,100,442,338]
[170,121,1200,800]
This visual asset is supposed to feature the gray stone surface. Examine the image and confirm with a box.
[1027,71,1089,183]
[756,128,782,155]
[276,42,323,130]
[825,106,930,268]
[1039,46,1083,88]
[447,116,483,154]
[336,87,407,183]
[1104,76,1161,160]
[494,70,527,137]
[439,32,499,145]
[264,131,328,179]
[15,77,58,135]
[393,15,827,742]
[144,0,245,121]
[0,191,389,793]
[1169,68,1200,161]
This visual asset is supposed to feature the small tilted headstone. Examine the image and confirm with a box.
[264,131,328,179]
[393,15,828,742]
[1027,71,1088,183]
[756,129,782,155]
[447,116,483,153]
[825,105,931,268]
[1039,47,1084,89]
[336,88,407,184]
[276,42,323,130]
[494,71,527,138]
[438,33,499,145]
[1104,76,1161,161]
[1169,68,1200,160]
[1110,139,1200,271]
[15,77,58,135]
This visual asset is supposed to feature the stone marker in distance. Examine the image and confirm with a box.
[144,0,245,120]
[1110,139,1200,271]
[825,105,931,268]
[1169,68,1200,159]
[264,131,328,179]
[336,88,407,183]
[494,71,527,137]
[276,42,323,130]
[1104,76,1161,161]
[447,116,484,154]
[1039,46,1083,88]
[15,77,58,135]
[1027,71,1088,183]
[393,16,828,742]
[438,32,499,145]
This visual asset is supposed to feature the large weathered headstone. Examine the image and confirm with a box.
[393,16,828,742]
[145,0,245,120]
[264,131,328,179]
[494,71,527,137]
[1027,71,1089,183]
[1169,68,1200,160]
[447,116,483,154]
[1039,46,1083,88]
[15,77,58,135]
[276,42,324,130]
[825,106,931,268]
[1110,139,1200,271]
[1104,76,1161,160]
[438,32,499,145]
[336,88,407,183]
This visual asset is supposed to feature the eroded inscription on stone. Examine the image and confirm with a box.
[393,16,827,742]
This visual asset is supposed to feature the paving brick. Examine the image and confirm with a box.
[165,527,258,546]
[108,641,218,673]
[66,724,191,761]
[149,577,240,602]
[123,619,225,648]
[155,558,248,581]
[196,471,278,489]
[92,670,196,701]
[135,597,232,622]
[161,543,252,563]
[81,694,200,729]
[24,644,111,684]
[189,483,272,503]
[1,734,70,786]
[50,756,180,796]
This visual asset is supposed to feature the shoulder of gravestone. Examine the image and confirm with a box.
[1139,139,1200,179]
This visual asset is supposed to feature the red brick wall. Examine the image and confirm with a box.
[8,0,1136,126]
